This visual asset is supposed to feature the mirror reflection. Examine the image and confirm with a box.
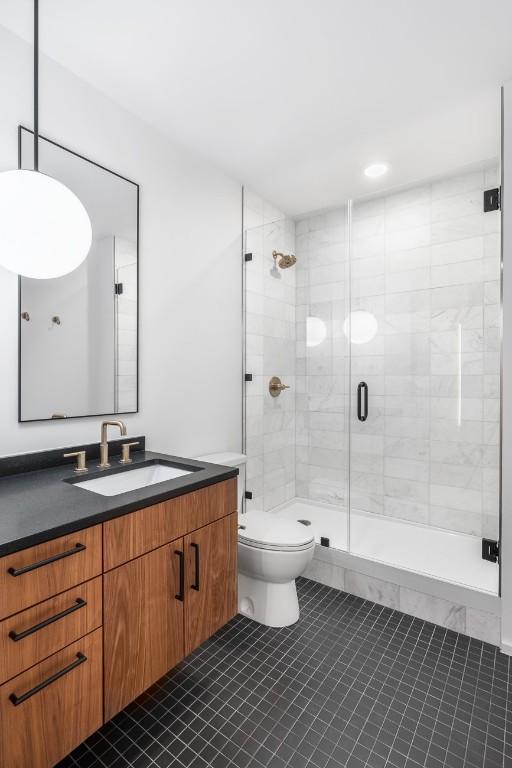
[19,127,139,422]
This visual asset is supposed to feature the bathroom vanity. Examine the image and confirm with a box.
[0,444,238,768]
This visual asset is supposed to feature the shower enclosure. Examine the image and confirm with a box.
[243,160,502,596]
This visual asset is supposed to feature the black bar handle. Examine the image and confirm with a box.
[9,652,87,706]
[174,550,184,601]
[357,381,368,422]
[8,543,86,577]
[9,598,87,643]
[191,543,200,591]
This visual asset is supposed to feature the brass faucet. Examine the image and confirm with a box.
[98,420,127,469]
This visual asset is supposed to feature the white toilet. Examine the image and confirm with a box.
[196,452,315,628]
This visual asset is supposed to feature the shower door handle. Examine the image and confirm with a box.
[357,382,368,422]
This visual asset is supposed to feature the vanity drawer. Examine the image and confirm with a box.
[0,525,102,620]
[0,576,102,684]
[0,628,103,768]
[104,478,237,569]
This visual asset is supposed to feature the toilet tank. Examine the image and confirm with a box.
[194,452,247,513]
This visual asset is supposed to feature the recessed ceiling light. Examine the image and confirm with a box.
[364,162,389,178]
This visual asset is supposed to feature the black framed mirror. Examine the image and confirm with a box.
[18,126,139,422]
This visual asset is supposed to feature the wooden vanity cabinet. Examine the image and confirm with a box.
[0,477,237,767]
[103,485,238,719]
[103,477,237,569]
[103,541,185,720]
[0,525,102,620]
[185,513,237,655]
[0,576,102,683]
[0,628,103,768]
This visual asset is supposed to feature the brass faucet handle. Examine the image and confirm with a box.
[63,450,88,474]
[119,441,140,465]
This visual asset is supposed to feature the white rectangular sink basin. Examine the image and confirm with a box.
[74,463,193,496]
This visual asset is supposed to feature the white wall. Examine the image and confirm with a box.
[0,25,242,457]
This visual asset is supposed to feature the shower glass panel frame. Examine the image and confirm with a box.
[242,146,502,597]
[242,198,351,555]
[243,209,303,519]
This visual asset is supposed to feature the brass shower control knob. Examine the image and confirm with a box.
[269,376,290,397]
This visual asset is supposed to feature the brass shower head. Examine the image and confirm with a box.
[272,250,297,269]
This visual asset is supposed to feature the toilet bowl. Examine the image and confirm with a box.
[238,511,315,627]
[195,452,315,628]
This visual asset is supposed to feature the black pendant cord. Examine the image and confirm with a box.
[34,0,39,172]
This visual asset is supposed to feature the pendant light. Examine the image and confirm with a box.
[0,0,92,279]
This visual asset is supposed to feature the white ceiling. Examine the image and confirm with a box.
[1,0,512,216]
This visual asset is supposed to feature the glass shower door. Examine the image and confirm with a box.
[348,169,501,594]
[294,208,351,549]
[243,215,297,514]
[242,196,350,553]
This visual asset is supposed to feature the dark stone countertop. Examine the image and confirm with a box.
[0,451,238,557]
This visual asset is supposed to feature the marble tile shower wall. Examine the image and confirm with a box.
[350,167,501,539]
[303,545,501,645]
[295,210,350,507]
[244,191,297,512]
[295,166,501,539]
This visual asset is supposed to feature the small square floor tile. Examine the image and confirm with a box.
[57,578,511,768]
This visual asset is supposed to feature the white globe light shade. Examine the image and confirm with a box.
[0,169,92,279]
[343,310,378,344]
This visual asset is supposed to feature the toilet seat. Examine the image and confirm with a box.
[238,511,315,552]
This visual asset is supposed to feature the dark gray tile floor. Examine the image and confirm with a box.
[58,578,512,768]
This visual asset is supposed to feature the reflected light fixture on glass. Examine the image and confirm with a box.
[306,316,327,347]
[343,311,378,344]
[0,0,91,279]
[364,162,389,178]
